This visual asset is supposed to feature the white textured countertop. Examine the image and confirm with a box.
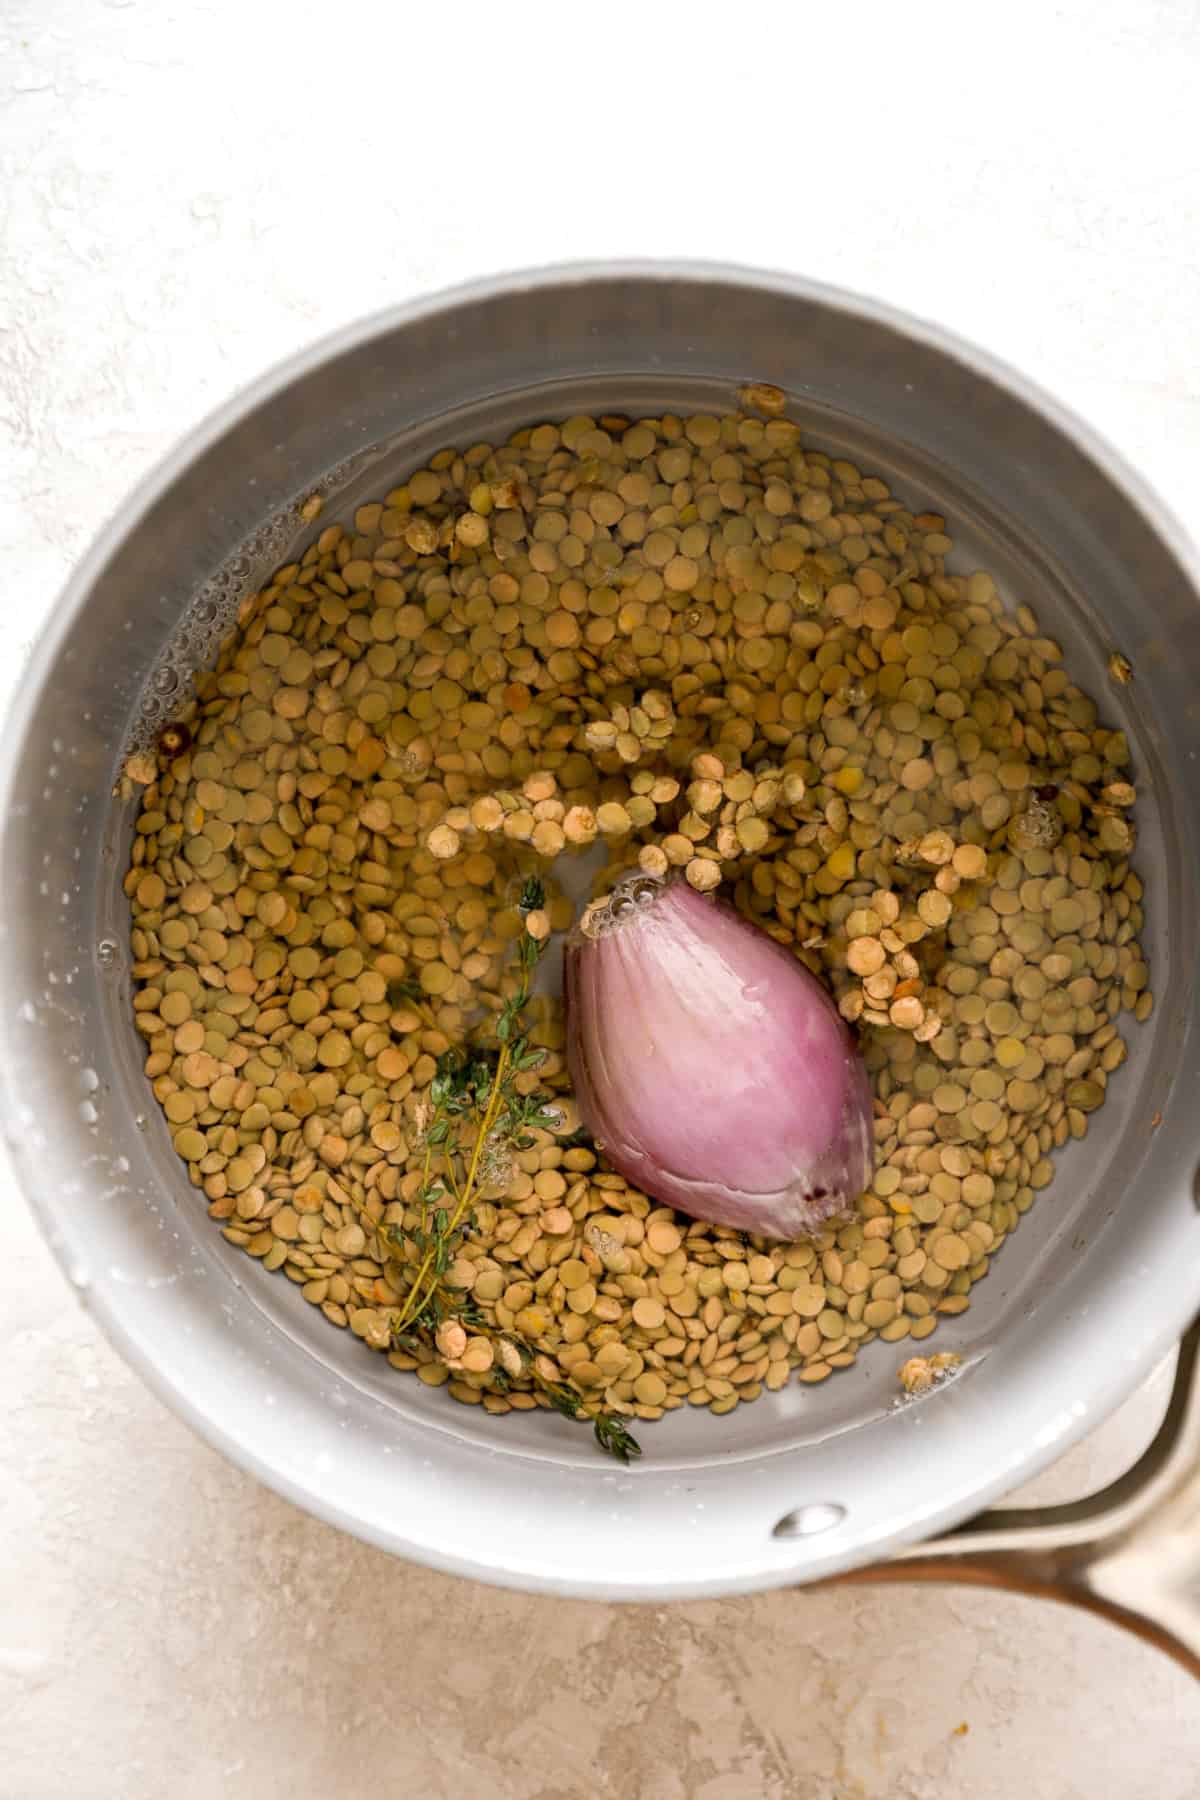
[2,3,1198,1794]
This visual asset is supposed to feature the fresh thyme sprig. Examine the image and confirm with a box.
[543,1381,643,1464]
[368,873,641,1464]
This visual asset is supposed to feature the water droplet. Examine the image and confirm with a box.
[66,1260,92,1292]
[79,1100,98,1125]
[772,1503,846,1539]
[96,939,119,969]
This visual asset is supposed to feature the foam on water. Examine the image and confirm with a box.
[124,452,367,754]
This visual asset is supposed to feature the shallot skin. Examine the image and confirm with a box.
[565,879,875,1240]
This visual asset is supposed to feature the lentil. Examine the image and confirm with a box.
[127,405,1150,1437]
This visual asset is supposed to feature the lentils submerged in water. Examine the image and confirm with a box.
[123,405,1151,1456]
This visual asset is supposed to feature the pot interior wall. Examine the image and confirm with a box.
[4,270,1197,1591]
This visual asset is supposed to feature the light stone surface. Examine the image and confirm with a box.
[2,2,1199,1794]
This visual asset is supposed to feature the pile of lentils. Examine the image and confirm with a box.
[122,397,1151,1431]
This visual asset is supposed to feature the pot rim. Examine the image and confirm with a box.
[4,259,1199,1598]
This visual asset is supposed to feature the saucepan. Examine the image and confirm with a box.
[1,264,1196,1671]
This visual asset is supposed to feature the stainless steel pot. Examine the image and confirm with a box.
[3,264,1197,1661]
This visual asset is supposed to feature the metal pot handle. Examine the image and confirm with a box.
[828,1320,1200,1679]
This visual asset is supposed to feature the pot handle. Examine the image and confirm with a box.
[827,1319,1200,1679]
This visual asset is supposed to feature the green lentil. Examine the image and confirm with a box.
[125,405,1151,1435]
